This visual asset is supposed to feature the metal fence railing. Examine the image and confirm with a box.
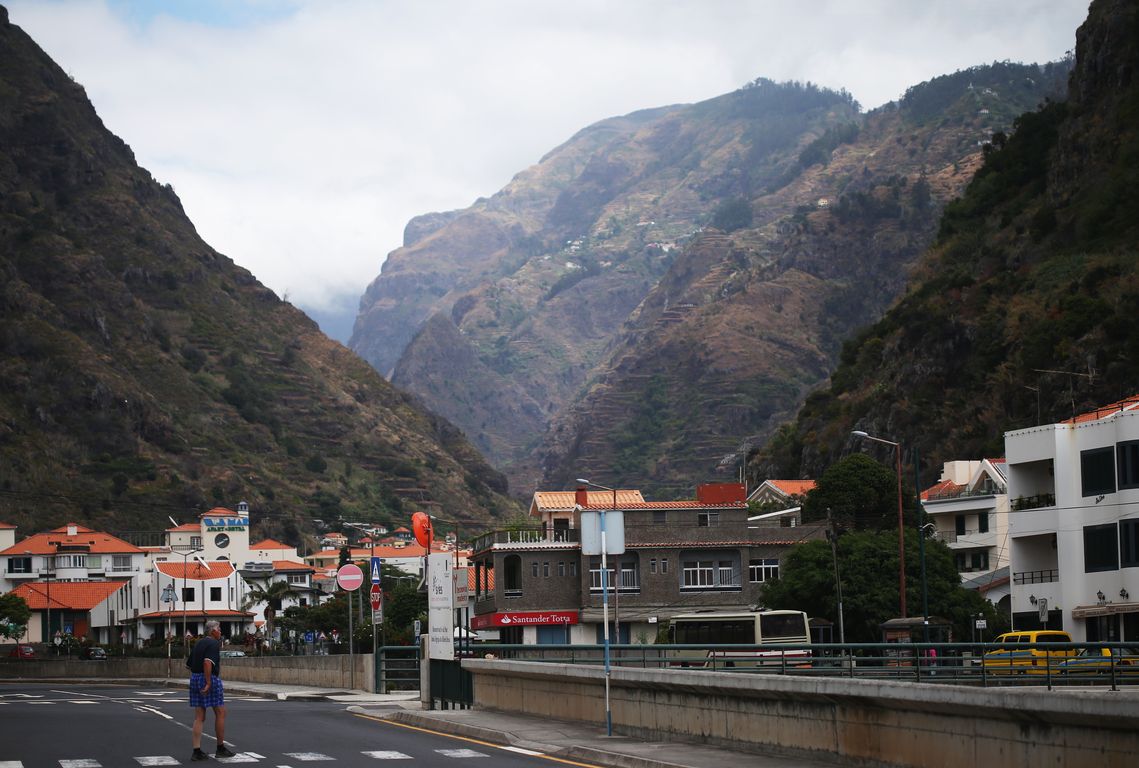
[447,641,1139,691]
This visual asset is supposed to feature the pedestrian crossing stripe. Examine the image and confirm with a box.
[135,758,179,766]
[360,753,412,760]
[435,750,487,758]
[60,761,101,768]
[281,755,333,762]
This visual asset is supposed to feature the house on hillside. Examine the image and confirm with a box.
[1004,394,1139,641]
[921,459,1011,612]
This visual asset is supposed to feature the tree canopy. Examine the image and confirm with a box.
[802,453,916,530]
[0,593,31,639]
[760,529,1008,643]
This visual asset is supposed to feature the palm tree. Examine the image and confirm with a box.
[241,579,294,652]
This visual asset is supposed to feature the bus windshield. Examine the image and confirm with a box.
[759,612,808,641]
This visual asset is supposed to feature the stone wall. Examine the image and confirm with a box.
[0,654,373,691]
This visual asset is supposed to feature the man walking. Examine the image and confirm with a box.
[188,620,236,760]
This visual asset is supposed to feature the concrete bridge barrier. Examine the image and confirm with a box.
[462,659,1139,768]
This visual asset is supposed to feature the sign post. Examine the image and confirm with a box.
[427,553,454,660]
[337,564,363,688]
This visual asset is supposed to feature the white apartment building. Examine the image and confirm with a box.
[921,459,1011,611]
[1004,394,1139,641]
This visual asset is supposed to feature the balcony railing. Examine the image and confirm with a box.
[1013,569,1059,585]
[924,488,1002,502]
[472,528,580,552]
[1011,493,1056,511]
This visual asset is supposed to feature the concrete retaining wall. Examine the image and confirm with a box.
[0,655,373,691]
[462,659,1139,768]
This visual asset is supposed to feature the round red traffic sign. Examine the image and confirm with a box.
[336,563,364,591]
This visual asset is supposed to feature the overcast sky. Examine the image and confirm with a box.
[8,0,1088,341]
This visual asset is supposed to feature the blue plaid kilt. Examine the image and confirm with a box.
[188,673,225,708]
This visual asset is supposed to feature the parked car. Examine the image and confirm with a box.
[220,649,246,658]
[7,644,36,659]
[81,646,107,660]
[1057,646,1139,676]
[982,630,1075,674]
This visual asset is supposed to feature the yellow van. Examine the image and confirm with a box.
[982,630,1075,674]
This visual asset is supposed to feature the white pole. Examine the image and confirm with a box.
[600,508,612,737]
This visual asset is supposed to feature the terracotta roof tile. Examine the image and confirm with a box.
[768,480,816,496]
[533,490,647,511]
[0,524,145,556]
[273,560,315,573]
[155,561,235,579]
[1063,394,1139,424]
[13,580,126,610]
[250,538,293,550]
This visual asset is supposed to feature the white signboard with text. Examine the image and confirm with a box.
[427,553,455,660]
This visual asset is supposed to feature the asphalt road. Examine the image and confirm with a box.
[0,682,602,768]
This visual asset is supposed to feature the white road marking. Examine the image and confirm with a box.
[135,705,174,720]
[216,754,259,764]
[435,749,488,758]
[361,752,412,760]
[59,760,101,768]
[27,702,54,705]
[502,746,544,756]
[282,755,334,762]
[68,701,98,705]
[0,693,40,698]
[246,754,267,759]
[0,761,24,767]
[135,757,179,766]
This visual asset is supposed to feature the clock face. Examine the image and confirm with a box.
[214,533,230,549]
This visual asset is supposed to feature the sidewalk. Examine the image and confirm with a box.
[117,679,835,768]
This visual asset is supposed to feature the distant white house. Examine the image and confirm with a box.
[921,459,1011,612]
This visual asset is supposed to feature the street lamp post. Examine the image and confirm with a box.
[852,430,907,618]
[576,477,617,737]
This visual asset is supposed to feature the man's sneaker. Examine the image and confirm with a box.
[215,745,236,758]
[190,749,209,761]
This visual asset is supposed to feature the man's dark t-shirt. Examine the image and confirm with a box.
[188,635,221,676]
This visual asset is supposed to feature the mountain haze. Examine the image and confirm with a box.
[351,61,1068,496]
[0,6,519,542]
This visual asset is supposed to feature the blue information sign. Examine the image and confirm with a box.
[371,557,383,584]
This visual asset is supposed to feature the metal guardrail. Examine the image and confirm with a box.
[448,641,1139,690]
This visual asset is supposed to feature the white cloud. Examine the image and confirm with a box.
[6,0,1087,326]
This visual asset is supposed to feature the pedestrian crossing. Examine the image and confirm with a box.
[0,748,499,766]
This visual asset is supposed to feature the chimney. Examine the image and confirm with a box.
[575,486,589,508]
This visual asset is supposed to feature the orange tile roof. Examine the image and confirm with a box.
[273,560,315,573]
[922,480,964,501]
[768,480,816,496]
[1064,394,1139,424]
[166,523,200,532]
[13,581,126,610]
[155,561,235,580]
[144,609,254,619]
[0,522,16,529]
[532,490,646,513]
[250,538,293,550]
[0,524,144,556]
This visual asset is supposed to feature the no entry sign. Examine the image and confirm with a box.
[336,563,364,591]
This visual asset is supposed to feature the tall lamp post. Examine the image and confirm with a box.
[852,430,907,618]
[576,477,617,737]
